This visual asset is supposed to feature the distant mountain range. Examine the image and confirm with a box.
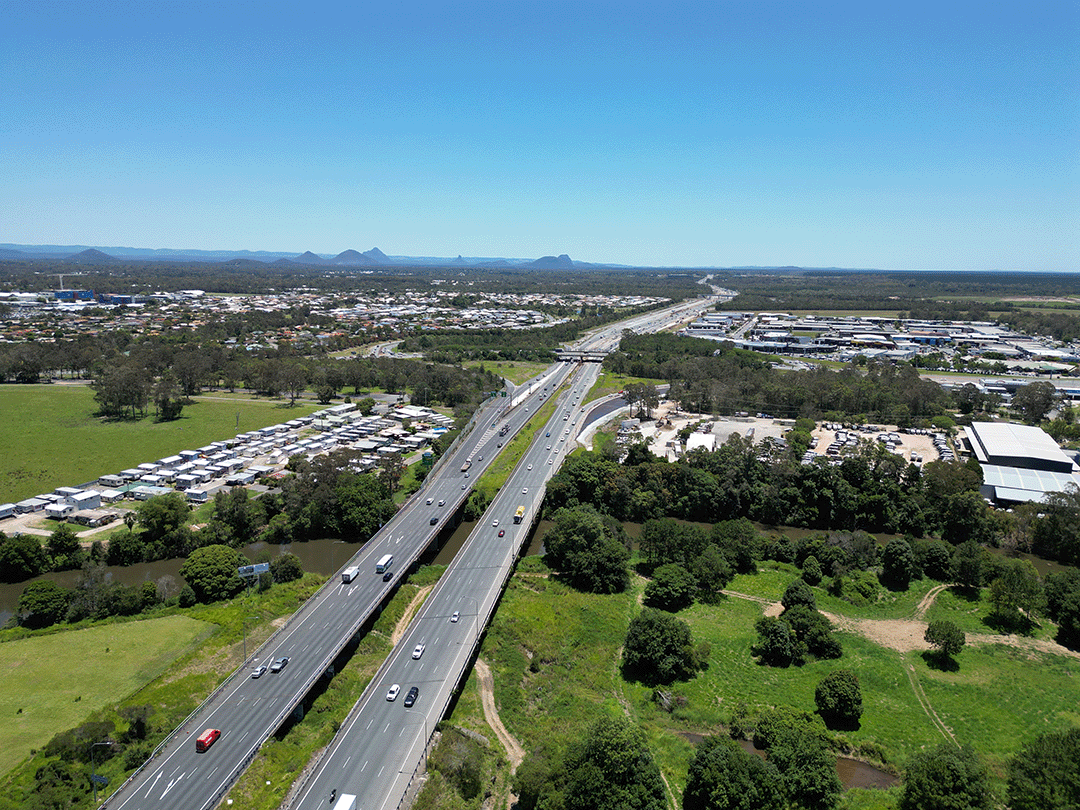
[0,243,636,269]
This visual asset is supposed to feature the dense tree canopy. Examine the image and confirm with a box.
[644,563,698,612]
[623,608,709,685]
[17,580,72,629]
[543,505,630,594]
[900,744,990,810]
[683,735,784,810]
[1007,727,1080,810]
[814,670,863,729]
[179,545,246,603]
[562,715,667,810]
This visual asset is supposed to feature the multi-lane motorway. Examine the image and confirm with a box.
[100,295,716,810]
[290,366,603,810]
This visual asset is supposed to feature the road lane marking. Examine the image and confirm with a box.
[383,722,391,733]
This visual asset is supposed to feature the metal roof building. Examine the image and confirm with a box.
[964,421,1080,504]
[964,422,1076,474]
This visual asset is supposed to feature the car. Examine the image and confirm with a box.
[546,445,551,450]
[438,499,445,506]
[269,656,289,673]
[461,483,467,489]
[492,519,499,527]
[451,611,460,623]
[527,464,533,470]
[426,497,434,505]
[548,458,553,464]
[383,570,393,581]
[412,643,426,659]
[498,442,503,447]
[465,471,470,478]
[430,517,438,525]
[525,407,529,412]
[546,432,551,437]
[522,487,528,494]
[403,686,419,707]
[250,664,268,679]
[498,529,505,537]
[478,455,483,461]
[386,683,401,701]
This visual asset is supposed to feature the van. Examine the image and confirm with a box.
[376,554,394,573]
[195,728,221,752]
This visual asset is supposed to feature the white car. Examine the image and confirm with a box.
[426,497,434,505]
[527,464,533,471]
[412,643,426,659]
[386,683,401,701]
[522,487,528,494]
[450,611,460,623]
[492,519,499,527]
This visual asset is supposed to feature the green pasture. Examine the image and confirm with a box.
[463,359,551,385]
[460,553,1080,808]
[0,615,214,776]
[586,371,663,402]
[0,384,320,503]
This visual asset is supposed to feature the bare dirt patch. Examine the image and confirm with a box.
[392,585,433,645]
[474,658,525,771]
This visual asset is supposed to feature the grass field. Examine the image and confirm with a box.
[0,615,214,776]
[0,384,321,503]
[462,360,551,385]
[451,555,1080,809]
[586,371,663,402]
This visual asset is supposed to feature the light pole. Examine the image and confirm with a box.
[462,596,479,644]
[242,614,260,665]
[90,740,113,804]
[404,708,428,768]
[332,539,346,576]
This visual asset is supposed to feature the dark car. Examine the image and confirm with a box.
[403,686,419,707]
[383,570,393,581]
[269,656,289,673]
[429,517,438,525]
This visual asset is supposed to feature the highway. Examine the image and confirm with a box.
[103,366,575,810]
[290,365,603,810]
[100,295,714,810]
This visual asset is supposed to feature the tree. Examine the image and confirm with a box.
[644,563,697,611]
[950,541,987,592]
[751,616,799,667]
[768,730,843,810]
[924,620,966,660]
[683,735,785,810]
[692,544,734,602]
[783,605,842,660]
[46,523,82,569]
[179,545,246,603]
[781,578,816,611]
[0,533,49,582]
[137,493,189,543]
[269,553,303,583]
[563,715,667,810]
[1013,381,1058,423]
[801,555,823,586]
[988,558,1044,628]
[881,537,918,590]
[18,580,72,629]
[900,744,990,810]
[545,505,630,594]
[814,670,863,729]
[153,370,184,420]
[1007,727,1080,810]
[623,607,708,685]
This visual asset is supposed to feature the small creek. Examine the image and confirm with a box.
[678,732,898,791]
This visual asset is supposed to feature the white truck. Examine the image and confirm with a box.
[341,566,359,583]
[332,794,356,810]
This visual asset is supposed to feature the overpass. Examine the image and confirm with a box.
[554,349,608,362]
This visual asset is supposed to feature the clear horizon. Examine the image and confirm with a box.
[3,0,1077,272]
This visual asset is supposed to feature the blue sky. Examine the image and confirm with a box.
[2,0,1077,269]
